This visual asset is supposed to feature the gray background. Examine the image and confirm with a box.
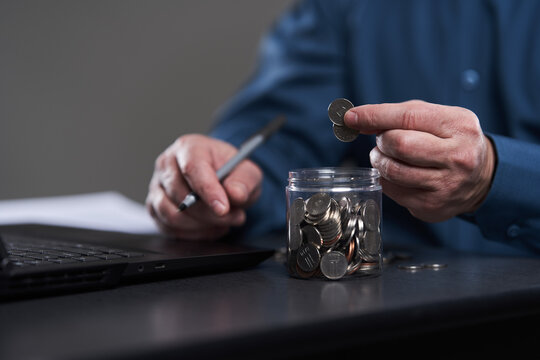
[0,0,293,204]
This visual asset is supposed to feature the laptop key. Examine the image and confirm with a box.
[117,252,144,258]
[72,256,101,262]
[23,260,45,266]
[8,256,26,262]
[49,258,79,264]
[94,254,123,260]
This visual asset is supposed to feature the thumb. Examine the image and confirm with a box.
[176,147,230,216]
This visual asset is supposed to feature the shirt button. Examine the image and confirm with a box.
[461,69,480,91]
[507,224,521,238]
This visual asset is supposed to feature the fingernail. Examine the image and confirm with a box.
[212,200,227,216]
[344,110,357,126]
[369,148,379,166]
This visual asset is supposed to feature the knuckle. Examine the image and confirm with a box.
[154,153,167,170]
[174,134,191,148]
[451,150,480,172]
[180,158,197,177]
[454,108,481,134]
[422,196,441,213]
[390,134,408,156]
[382,159,403,183]
[366,110,379,129]
[401,108,420,130]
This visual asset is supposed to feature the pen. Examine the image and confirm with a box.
[178,115,287,212]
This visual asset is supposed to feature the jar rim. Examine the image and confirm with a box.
[288,167,380,179]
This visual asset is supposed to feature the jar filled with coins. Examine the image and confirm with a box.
[286,168,382,280]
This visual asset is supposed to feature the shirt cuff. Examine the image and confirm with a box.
[469,133,540,243]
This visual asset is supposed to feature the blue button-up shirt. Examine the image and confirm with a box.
[211,0,540,256]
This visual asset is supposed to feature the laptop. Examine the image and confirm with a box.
[0,223,274,300]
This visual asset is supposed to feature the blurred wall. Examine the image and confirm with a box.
[0,0,293,203]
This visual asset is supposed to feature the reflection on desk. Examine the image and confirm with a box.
[2,244,540,359]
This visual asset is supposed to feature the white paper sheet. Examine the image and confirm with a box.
[0,191,160,234]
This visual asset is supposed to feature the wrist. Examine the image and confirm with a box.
[468,134,497,213]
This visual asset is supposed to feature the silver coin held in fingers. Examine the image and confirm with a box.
[328,98,354,126]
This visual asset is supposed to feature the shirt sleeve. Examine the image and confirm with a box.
[468,133,540,248]
[209,0,353,236]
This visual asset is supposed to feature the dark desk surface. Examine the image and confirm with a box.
[2,239,540,360]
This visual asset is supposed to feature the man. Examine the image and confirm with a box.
[146,0,540,256]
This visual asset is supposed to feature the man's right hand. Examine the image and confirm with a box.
[146,134,263,240]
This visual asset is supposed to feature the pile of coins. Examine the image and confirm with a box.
[287,193,382,280]
[328,98,359,142]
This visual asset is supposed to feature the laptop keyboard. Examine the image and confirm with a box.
[2,235,144,268]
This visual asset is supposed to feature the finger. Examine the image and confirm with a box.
[222,159,263,207]
[156,180,247,225]
[157,155,191,207]
[148,196,241,241]
[380,178,450,223]
[379,179,436,219]
[379,178,425,209]
[370,147,441,190]
[245,184,262,208]
[376,129,450,168]
[344,100,454,138]
[147,183,182,227]
[176,150,230,216]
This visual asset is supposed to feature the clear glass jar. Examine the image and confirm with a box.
[286,167,382,280]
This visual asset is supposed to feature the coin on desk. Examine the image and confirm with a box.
[424,263,448,270]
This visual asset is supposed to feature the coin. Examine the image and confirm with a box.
[358,262,379,271]
[332,124,359,142]
[287,192,382,280]
[346,237,356,263]
[305,193,331,218]
[356,216,365,239]
[398,264,424,271]
[362,199,380,231]
[302,224,323,248]
[363,230,381,255]
[320,251,348,280]
[328,98,354,126]
[290,197,306,225]
[295,263,317,279]
[297,243,321,272]
[424,263,448,270]
[288,224,303,251]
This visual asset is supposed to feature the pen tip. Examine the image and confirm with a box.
[178,203,187,212]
